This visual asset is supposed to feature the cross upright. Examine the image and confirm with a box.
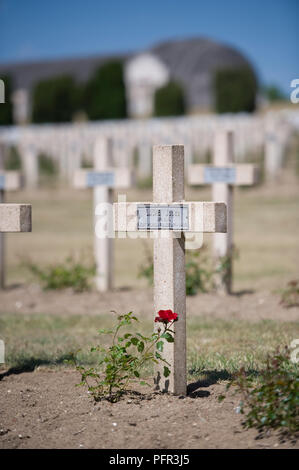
[188,130,259,294]
[74,137,134,292]
[0,143,25,288]
[113,144,227,395]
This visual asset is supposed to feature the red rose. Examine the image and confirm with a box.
[154,309,178,323]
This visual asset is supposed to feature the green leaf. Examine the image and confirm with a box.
[156,341,164,352]
[163,366,171,378]
[161,332,174,343]
[134,371,140,378]
[137,341,144,353]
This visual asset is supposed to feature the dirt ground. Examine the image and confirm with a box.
[0,368,297,450]
[0,284,299,323]
[0,285,298,449]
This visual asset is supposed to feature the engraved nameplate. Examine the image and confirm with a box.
[137,204,189,231]
[204,167,236,184]
[86,172,114,187]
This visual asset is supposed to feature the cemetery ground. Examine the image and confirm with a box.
[0,169,298,449]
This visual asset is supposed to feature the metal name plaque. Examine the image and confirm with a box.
[204,167,236,184]
[137,204,189,231]
[0,175,5,190]
[86,171,114,187]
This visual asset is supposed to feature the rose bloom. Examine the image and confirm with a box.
[154,309,178,324]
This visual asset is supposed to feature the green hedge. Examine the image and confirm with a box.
[214,67,257,114]
[154,81,185,117]
[84,61,127,120]
[0,75,13,125]
[32,75,80,123]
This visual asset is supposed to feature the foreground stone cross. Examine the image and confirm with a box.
[188,130,259,294]
[0,147,25,289]
[113,145,227,395]
[74,137,133,292]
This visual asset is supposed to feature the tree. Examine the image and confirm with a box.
[84,61,127,120]
[214,67,258,114]
[0,75,13,125]
[263,85,286,102]
[154,81,185,117]
[32,75,79,123]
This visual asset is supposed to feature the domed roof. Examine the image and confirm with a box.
[151,37,256,110]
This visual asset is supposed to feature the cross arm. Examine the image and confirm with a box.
[113,202,227,233]
[187,164,259,186]
[73,168,134,189]
[0,171,22,191]
[0,204,32,232]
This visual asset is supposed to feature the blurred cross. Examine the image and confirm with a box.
[188,130,259,294]
[0,144,30,289]
[73,137,134,292]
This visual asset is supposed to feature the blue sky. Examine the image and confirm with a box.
[0,0,297,93]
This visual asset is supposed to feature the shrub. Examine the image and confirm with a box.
[4,146,21,170]
[32,75,79,123]
[214,67,257,114]
[263,85,286,102]
[0,75,13,126]
[24,255,96,292]
[219,347,299,436]
[75,311,176,402]
[84,61,127,120]
[154,81,185,117]
[139,245,213,295]
[280,280,299,308]
[38,153,57,176]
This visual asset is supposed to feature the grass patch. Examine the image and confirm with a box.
[1,314,298,383]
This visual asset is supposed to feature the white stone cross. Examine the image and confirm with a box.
[113,145,227,395]
[188,130,259,294]
[74,137,134,292]
[0,146,25,288]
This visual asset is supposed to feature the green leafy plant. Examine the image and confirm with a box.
[280,280,299,308]
[24,255,96,292]
[139,244,213,295]
[76,310,177,402]
[214,246,239,289]
[38,153,57,176]
[4,146,21,170]
[219,347,299,436]
[185,250,213,295]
